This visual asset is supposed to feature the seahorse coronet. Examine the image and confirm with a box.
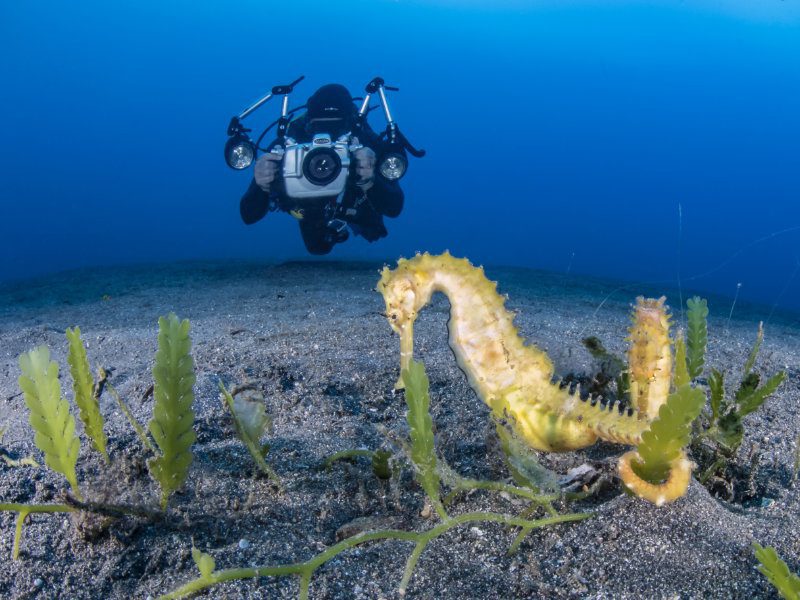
[379,252,691,503]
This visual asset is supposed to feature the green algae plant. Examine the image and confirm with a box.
[158,359,590,599]
[66,327,110,463]
[147,314,197,509]
[18,346,83,499]
[675,300,787,498]
[323,447,393,480]
[1,313,198,558]
[578,293,786,502]
[754,543,800,600]
[219,381,282,487]
[2,316,586,598]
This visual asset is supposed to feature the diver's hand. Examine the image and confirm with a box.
[254,152,282,193]
[351,138,375,190]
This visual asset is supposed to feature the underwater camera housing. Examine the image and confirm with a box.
[281,134,361,199]
[224,75,425,199]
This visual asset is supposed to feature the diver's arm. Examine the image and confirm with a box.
[240,179,273,225]
[366,177,404,218]
[240,153,283,225]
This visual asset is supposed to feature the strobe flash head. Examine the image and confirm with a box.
[225,133,256,170]
[378,152,407,181]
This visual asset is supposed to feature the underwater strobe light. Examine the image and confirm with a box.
[378,152,407,181]
[355,77,424,182]
[224,77,306,171]
[224,132,255,170]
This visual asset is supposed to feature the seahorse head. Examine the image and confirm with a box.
[377,257,435,335]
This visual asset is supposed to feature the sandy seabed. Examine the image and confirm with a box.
[0,260,798,599]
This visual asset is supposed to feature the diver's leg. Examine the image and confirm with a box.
[299,218,335,255]
[350,204,388,242]
[368,179,404,218]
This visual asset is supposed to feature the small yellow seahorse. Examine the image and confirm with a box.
[377,252,693,505]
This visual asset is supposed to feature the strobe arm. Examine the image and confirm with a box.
[231,75,305,124]
[224,75,304,170]
[272,75,305,142]
[359,77,425,182]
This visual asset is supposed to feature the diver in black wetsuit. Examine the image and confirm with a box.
[239,84,405,255]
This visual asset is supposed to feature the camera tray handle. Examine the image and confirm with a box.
[235,75,304,121]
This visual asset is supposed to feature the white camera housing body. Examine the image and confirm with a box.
[281,133,359,199]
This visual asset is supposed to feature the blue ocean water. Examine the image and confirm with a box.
[1,1,799,314]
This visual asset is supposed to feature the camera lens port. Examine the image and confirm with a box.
[302,147,342,186]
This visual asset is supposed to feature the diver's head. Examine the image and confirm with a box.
[305,83,356,137]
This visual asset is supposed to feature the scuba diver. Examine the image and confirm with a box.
[224,77,424,255]
[240,84,402,254]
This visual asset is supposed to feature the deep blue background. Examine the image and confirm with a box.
[2,1,799,313]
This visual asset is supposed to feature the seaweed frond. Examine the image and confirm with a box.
[708,368,725,423]
[754,543,800,600]
[324,448,394,480]
[619,383,704,504]
[634,384,705,484]
[673,331,690,389]
[66,327,109,462]
[18,346,82,498]
[0,503,75,559]
[685,297,708,379]
[743,322,764,376]
[191,546,217,581]
[147,314,196,510]
[219,382,281,488]
[736,371,786,418]
[402,360,446,520]
[494,419,559,494]
[106,381,158,453]
[695,320,786,466]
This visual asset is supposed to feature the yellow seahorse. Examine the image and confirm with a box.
[377,252,693,505]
